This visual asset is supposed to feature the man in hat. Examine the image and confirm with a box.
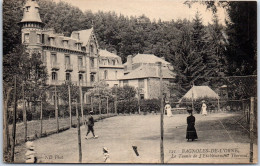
[201,100,207,116]
[164,101,173,117]
[85,111,97,139]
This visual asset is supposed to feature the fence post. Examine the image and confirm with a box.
[249,97,254,163]
[68,84,72,128]
[157,61,164,164]
[22,82,27,142]
[11,76,17,162]
[75,99,82,163]
[40,99,43,137]
[54,83,59,133]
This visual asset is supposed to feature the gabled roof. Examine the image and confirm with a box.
[179,86,220,102]
[99,49,120,58]
[71,28,93,46]
[132,54,170,65]
[119,65,175,80]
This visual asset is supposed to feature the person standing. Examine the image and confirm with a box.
[201,100,207,116]
[186,107,198,141]
[164,101,173,117]
[85,111,96,139]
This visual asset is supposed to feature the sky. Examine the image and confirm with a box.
[53,0,227,25]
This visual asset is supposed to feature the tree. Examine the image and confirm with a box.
[3,44,48,159]
[57,81,79,117]
[87,81,113,114]
[112,85,137,114]
[186,1,257,75]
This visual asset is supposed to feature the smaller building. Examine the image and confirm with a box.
[99,49,124,87]
[119,54,175,99]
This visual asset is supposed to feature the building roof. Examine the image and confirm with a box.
[20,0,42,23]
[179,86,220,102]
[71,28,93,46]
[118,65,175,80]
[131,53,170,65]
[99,49,120,58]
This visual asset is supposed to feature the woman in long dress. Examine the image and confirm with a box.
[165,101,172,117]
[201,100,207,116]
[186,108,198,141]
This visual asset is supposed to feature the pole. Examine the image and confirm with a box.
[217,99,220,112]
[138,89,141,114]
[54,83,59,133]
[106,96,109,115]
[22,82,27,142]
[11,76,17,162]
[40,99,43,137]
[79,81,84,124]
[99,96,101,115]
[249,97,254,163]
[191,84,194,111]
[91,97,94,113]
[68,84,72,128]
[76,98,82,163]
[157,62,164,163]
[115,85,118,114]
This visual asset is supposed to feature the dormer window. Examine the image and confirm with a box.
[63,40,68,48]
[112,59,116,65]
[50,38,54,46]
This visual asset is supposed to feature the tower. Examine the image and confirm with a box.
[19,0,44,50]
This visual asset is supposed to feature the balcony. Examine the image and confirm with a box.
[51,62,60,70]
[65,64,73,71]
[78,65,86,73]
[90,67,98,73]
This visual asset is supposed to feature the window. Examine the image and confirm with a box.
[138,79,144,88]
[104,70,108,80]
[52,72,57,81]
[37,34,41,43]
[78,57,83,66]
[63,41,68,48]
[26,6,30,12]
[51,53,57,64]
[65,55,70,65]
[66,73,71,81]
[24,33,29,43]
[90,45,94,55]
[79,74,83,82]
[112,60,116,65]
[50,38,54,46]
[90,57,94,67]
[41,34,45,44]
[140,94,144,100]
[123,80,128,86]
[90,74,95,82]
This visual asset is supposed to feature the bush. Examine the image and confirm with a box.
[140,99,160,113]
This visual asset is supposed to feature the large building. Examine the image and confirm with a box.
[20,0,100,103]
[99,49,124,87]
[119,54,175,99]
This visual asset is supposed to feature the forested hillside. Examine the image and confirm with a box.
[3,0,257,96]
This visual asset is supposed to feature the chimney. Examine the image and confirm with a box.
[127,55,133,71]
